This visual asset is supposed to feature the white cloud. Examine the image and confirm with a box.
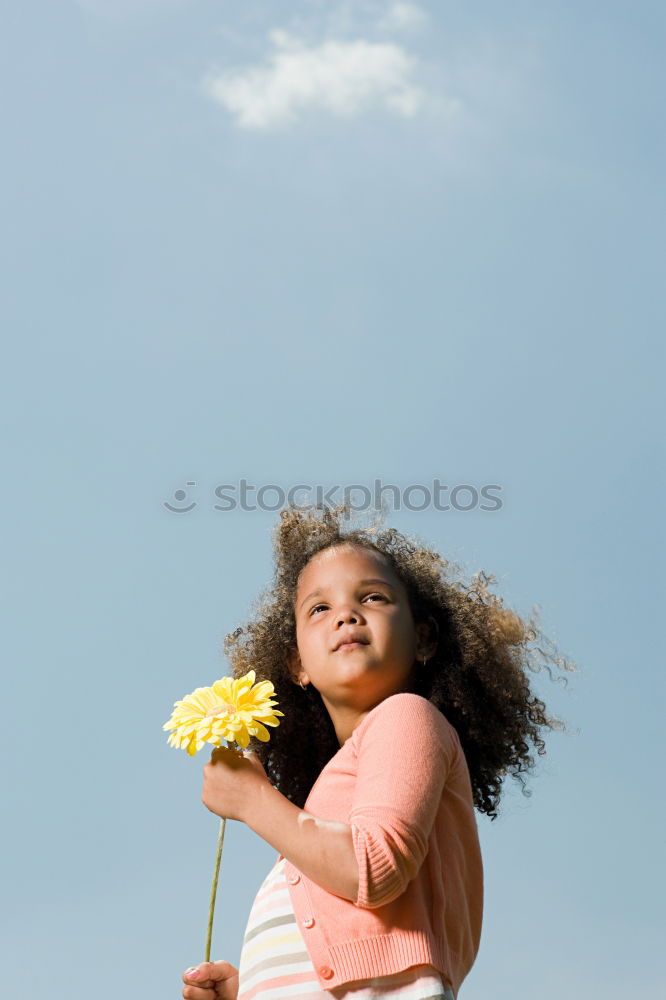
[378,2,428,32]
[204,30,424,130]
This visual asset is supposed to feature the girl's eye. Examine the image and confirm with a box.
[309,594,385,616]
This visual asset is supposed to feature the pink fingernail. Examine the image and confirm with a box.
[186,968,200,979]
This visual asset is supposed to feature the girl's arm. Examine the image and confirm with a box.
[242,781,360,902]
[202,747,359,902]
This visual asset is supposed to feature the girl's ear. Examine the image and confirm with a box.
[415,616,439,661]
[286,646,304,684]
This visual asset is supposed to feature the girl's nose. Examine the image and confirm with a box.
[336,607,362,626]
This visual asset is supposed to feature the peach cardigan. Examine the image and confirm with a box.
[277,692,483,995]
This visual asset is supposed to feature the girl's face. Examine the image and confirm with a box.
[290,543,431,737]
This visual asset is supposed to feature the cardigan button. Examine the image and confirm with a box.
[302,916,315,928]
[319,966,334,980]
[288,873,301,885]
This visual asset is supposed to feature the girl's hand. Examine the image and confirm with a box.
[182,961,238,1000]
[202,746,269,823]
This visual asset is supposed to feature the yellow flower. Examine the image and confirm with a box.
[163,670,283,755]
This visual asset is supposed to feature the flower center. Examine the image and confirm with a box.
[206,701,236,718]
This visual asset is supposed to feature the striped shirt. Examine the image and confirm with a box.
[238,858,455,1000]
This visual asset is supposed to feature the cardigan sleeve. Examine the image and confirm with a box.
[349,693,458,910]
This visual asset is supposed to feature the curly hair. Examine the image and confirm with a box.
[223,503,575,819]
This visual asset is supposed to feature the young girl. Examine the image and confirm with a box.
[180,504,571,1000]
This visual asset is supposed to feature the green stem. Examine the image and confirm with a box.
[204,816,227,963]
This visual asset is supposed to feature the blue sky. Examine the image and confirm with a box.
[1,2,664,998]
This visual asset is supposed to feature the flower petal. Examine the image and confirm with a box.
[249,722,270,742]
